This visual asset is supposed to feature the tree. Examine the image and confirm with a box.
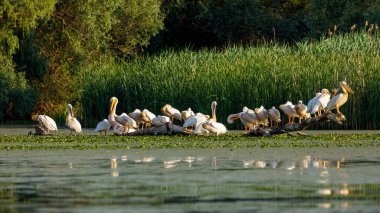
[35,0,164,116]
[0,0,56,121]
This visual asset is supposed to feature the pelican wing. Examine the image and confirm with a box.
[116,113,138,128]
[152,115,170,127]
[210,121,227,133]
[240,111,257,124]
[67,118,82,133]
[95,119,111,132]
[227,113,240,124]
[325,94,343,111]
[38,115,58,131]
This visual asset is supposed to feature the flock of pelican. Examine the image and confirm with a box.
[227,81,353,131]
[34,81,353,136]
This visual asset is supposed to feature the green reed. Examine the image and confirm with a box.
[78,31,380,129]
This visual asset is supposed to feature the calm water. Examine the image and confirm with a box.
[0,148,380,212]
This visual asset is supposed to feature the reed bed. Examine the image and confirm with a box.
[79,32,380,129]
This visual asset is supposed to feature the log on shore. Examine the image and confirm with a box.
[244,112,346,137]
[29,125,51,136]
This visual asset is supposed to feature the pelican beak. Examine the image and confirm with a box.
[342,84,354,94]
[110,98,116,113]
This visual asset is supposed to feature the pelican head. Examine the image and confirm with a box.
[340,81,354,94]
[298,100,303,105]
[242,106,249,112]
[321,88,331,95]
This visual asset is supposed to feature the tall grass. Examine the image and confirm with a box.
[79,31,380,129]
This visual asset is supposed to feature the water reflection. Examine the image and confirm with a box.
[0,149,379,212]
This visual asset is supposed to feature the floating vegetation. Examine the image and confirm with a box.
[0,133,379,150]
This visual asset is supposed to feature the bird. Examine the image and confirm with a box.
[279,101,298,124]
[294,100,310,123]
[200,101,227,136]
[140,109,156,129]
[183,112,210,130]
[325,81,354,114]
[181,108,195,121]
[161,104,182,123]
[108,97,121,128]
[308,89,331,116]
[35,114,58,134]
[307,92,322,117]
[227,107,258,131]
[66,103,82,135]
[267,106,281,127]
[115,113,138,133]
[95,119,111,136]
[151,115,170,127]
[128,109,144,129]
[254,106,268,126]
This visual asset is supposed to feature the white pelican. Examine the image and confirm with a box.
[108,97,121,128]
[66,104,82,134]
[254,106,268,126]
[115,113,138,133]
[294,101,310,123]
[36,114,58,133]
[325,81,354,114]
[140,109,156,128]
[227,107,258,131]
[161,104,182,122]
[200,101,227,136]
[151,115,170,127]
[309,89,331,116]
[279,101,298,124]
[183,112,210,130]
[95,119,111,136]
[128,109,144,129]
[267,106,281,127]
[181,108,195,121]
[307,92,322,117]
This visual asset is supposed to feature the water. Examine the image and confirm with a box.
[0,148,380,212]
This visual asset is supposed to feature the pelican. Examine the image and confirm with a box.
[200,101,227,136]
[294,101,310,123]
[325,81,354,114]
[307,92,322,117]
[254,106,268,126]
[183,112,210,130]
[227,107,258,131]
[66,103,82,134]
[279,101,298,124]
[181,108,195,121]
[308,89,331,116]
[128,109,144,129]
[115,113,138,133]
[267,106,281,127]
[35,114,58,133]
[108,97,121,128]
[151,115,170,127]
[140,109,156,128]
[95,119,111,136]
[161,104,182,122]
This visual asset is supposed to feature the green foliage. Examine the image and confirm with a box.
[79,31,380,129]
[0,67,38,121]
[34,0,164,116]
[0,0,55,121]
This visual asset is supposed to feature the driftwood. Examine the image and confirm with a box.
[117,123,190,136]
[244,112,346,137]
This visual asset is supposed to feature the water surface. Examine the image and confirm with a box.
[0,148,380,212]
